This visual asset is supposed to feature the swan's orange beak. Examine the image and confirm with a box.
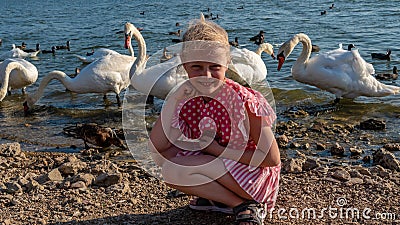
[124,35,131,49]
[277,52,285,71]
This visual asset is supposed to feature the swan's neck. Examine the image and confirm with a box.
[293,33,312,68]
[254,47,263,56]
[128,40,134,57]
[130,31,147,77]
[27,71,73,105]
[0,61,25,101]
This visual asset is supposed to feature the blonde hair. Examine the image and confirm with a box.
[180,13,230,65]
[183,13,229,45]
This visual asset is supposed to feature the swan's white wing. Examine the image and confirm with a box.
[131,56,186,99]
[73,54,134,93]
[230,47,267,84]
[74,48,120,63]
[0,48,28,60]
[0,58,38,89]
[304,49,397,98]
[350,49,375,76]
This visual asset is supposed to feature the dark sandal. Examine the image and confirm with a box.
[189,197,233,214]
[233,200,265,225]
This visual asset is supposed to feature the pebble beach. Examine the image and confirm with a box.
[1,105,399,225]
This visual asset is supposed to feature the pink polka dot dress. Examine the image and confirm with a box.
[171,78,280,209]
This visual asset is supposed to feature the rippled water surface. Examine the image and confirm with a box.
[0,0,399,154]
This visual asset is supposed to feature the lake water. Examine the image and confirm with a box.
[0,0,399,157]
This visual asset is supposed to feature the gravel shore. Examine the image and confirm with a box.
[1,105,400,225]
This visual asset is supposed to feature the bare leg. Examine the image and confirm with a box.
[161,154,252,208]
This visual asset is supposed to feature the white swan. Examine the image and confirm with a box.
[74,29,136,64]
[24,23,144,110]
[277,33,400,100]
[229,42,275,84]
[0,44,40,60]
[0,58,38,101]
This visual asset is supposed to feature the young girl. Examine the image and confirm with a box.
[148,15,281,225]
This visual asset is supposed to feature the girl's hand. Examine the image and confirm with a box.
[199,130,218,153]
[171,80,197,101]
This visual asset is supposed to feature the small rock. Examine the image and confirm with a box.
[362,155,372,163]
[25,180,42,192]
[369,165,390,178]
[316,142,326,150]
[289,142,301,148]
[70,181,86,189]
[71,173,95,186]
[345,177,364,186]
[0,142,23,158]
[47,168,64,181]
[355,167,372,176]
[302,158,320,171]
[93,173,122,187]
[276,135,289,148]
[283,158,305,173]
[358,119,385,130]
[331,169,351,181]
[349,146,363,156]
[349,170,363,178]
[330,142,345,156]
[58,161,87,176]
[383,143,400,152]
[4,182,23,194]
[302,143,311,150]
[3,219,12,225]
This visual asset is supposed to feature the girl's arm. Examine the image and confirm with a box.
[149,81,200,165]
[200,104,280,168]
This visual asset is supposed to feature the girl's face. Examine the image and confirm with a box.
[183,61,227,95]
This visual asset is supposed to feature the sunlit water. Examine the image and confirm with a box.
[0,0,399,161]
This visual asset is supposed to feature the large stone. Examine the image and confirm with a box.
[276,135,289,148]
[345,177,364,186]
[36,168,63,184]
[71,173,95,186]
[355,167,372,176]
[58,161,87,176]
[70,181,86,189]
[302,158,320,171]
[373,148,400,171]
[283,158,305,173]
[4,182,23,194]
[383,143,400,152]
[0,142,23,158]
[331,169,351,181]
[47,168,64,181]
[93,173,122,187]
[349,147,363,156]
[359,119,386,130]
[330,142,345,156]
